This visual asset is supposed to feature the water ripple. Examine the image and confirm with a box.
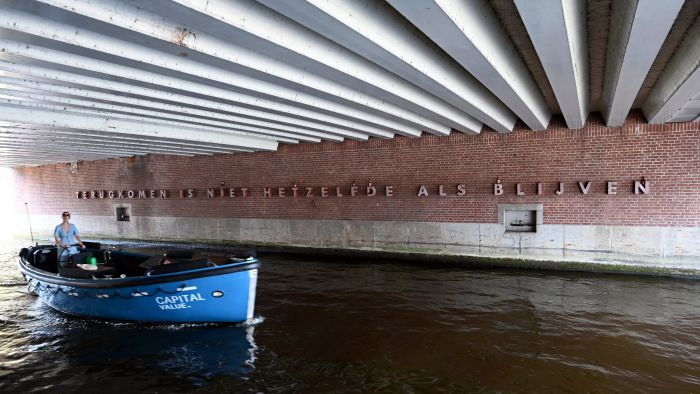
[1,237,699,392]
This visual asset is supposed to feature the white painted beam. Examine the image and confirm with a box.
[0,127,251,154]
[0,157,139,168]
[156,0,484,134]
[0,123,255,152]
[0,96,296,145]
[0,41,397,140]
[0,152,134,159]
[0,134,220,156]
[515,0,588,129]
[0,85,310,144]
[0,130,244,155]
[0,6,429,137]
[0,151,145,161]
[0,141,148,152]
[38,0,469,135]
[0,149,141,157]
[0,146,199,159]
[0,102,278,151]
[387,0,551,131]
[0,146,195,160]
[602,0,684,126]
[0,76,337,142]
[0,143,168,157]
[0,146,198,158]
[0,126,243,153]
[257,0,512,133]
[643,18,700,124]
[0,61,372,141]
[0,159,129,168]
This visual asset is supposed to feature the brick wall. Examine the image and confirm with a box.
[12,113,700,227]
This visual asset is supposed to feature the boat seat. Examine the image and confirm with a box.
[58,265,118,279]
[109,251,150,277]
[33,248,58,273]
[72,251,94,265]
[58,266,94,279]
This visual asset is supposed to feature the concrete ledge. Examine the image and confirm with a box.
[70,237,700,280]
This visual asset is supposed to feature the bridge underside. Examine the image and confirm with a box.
[5,1,700,274]
[0,0,699,166]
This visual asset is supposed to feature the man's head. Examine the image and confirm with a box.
[61,211,70,220]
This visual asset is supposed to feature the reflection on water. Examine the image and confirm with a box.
[1,237,700,392]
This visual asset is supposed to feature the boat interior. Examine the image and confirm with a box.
[19,242,254,279]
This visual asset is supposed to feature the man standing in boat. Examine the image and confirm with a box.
[54,211,85,266]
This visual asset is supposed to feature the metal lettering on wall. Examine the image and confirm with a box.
[74,179,650,200]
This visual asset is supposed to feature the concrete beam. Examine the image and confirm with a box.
[0,40,397,140]
[0,96,292,145]
[0,84,311,144]
[643,17,700,124]
[0,150,190,162]
[0,60,372,141]
[602,0,684,126]
[0,102,278,151]
[515,0,588,129]
[387,0,551,131]
[0,148,190,161]
[0,133,224,156]
[0,127,252,154]
[0,149,142,157]
[0,156,140,167]
[164,0,483,134]
[38,0,467,135]
[0,150,145,160]
[0,140,210,157]
[0,5,426,137]
[0,147,229,166]
[0,157,115,163]
[0,142,184,157]
[258,0,513,133]
[0,76,337,142]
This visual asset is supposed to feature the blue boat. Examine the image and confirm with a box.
[18,243,259,323]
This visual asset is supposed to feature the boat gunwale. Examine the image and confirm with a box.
[18,253,260,289]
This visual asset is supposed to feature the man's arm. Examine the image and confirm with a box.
[76,234,85,249]
[54,226,65,248]
[74,227,85,249]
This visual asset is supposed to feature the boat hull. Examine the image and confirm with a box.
[20,254,259,323]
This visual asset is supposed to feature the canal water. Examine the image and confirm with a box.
[1,237,699,393]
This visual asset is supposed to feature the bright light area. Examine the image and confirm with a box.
[0,166,23,242]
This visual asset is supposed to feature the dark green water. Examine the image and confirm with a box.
[1,237,699,393]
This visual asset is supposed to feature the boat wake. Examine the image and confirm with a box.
[242,315,265,327]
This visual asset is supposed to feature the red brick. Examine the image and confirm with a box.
[12,113,700,227]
